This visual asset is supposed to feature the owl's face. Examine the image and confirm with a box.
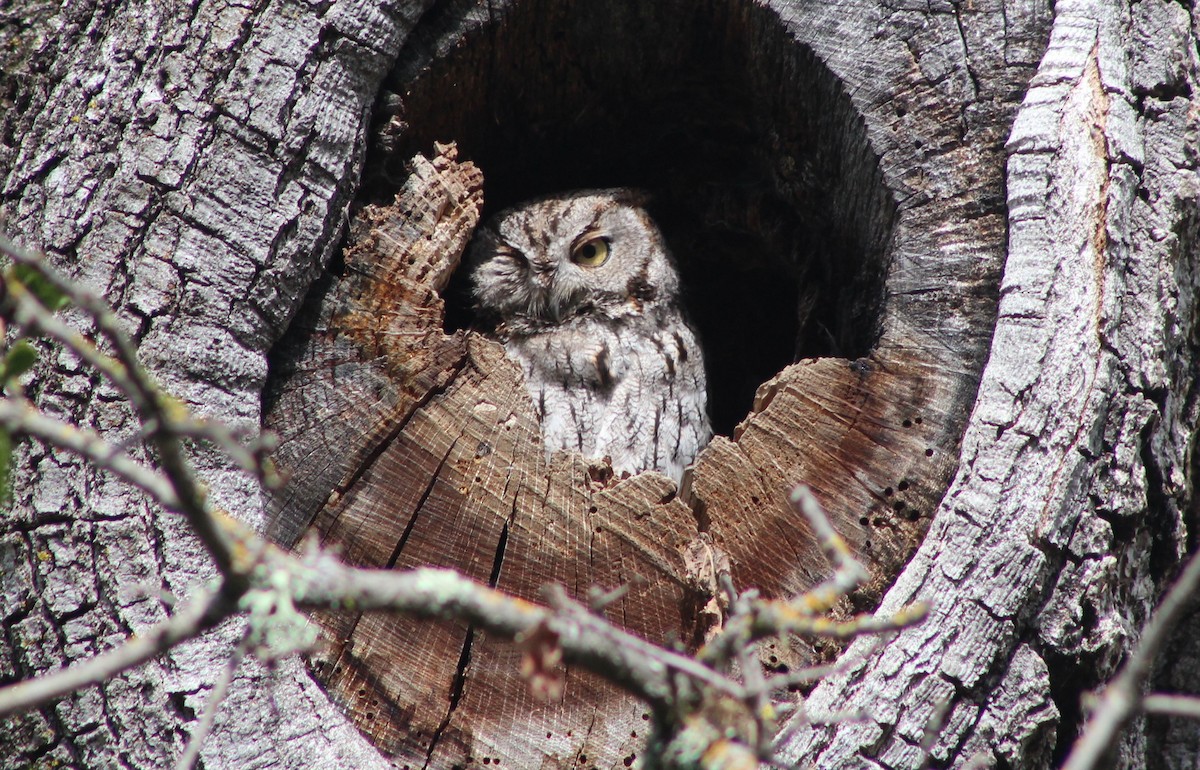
[470,190,682,331]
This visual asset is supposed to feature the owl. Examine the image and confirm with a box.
[469,189,712,484]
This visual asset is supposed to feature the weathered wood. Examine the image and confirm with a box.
[371,0,1045,615]
[268,1,1047,764]
[780,0,1200,765]
[268,144,705,767]
[3,0,1198,768]
[264,146,479,548]
[0,0,435,767]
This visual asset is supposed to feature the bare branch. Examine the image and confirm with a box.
[138,416,282,489]
[1142,694,1200,720]
[698,487,927,667]
[1,241,239,579]
[763,661,843,691]
[176,632,251,770]
[787,484,870,612]
[540,583,739,702]
[1063,548,1200,770]
[0,588,230,719]
[1,234,161,409]
[0,240,931,768]
[279,544,739,709]
[0,395,182,511]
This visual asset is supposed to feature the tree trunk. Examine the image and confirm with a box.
[2,2,1197,770]
[783,1,1200,765]
[0,0,418,766]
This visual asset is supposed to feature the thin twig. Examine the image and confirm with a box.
[770,702,869,758]
[0,396,181,511]
[1063,548,1200,770]
[698,577,926,668]
[1142,693,1200,720]
[763,658,854,692]
[0,238,935,765]
[787,485,869,613]
[1,235,160,408]
[540,582,739,704]
[176,631,251,770]
[1,241,238,577]
[753,600,928,640]
[4,280,142,399]
[722,581,773,755]
[138,417,281,490]
[0,588,230,718]
[696,487,919,668]
[283,551,743,709]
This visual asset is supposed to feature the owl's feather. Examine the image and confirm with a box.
[470,189,711,483]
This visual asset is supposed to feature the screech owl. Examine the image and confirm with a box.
[470,189,712,484]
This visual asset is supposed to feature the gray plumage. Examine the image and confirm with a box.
[469,189,712,483]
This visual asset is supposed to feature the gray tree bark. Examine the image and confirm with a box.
[1,1,1197,769]
[784,1,1200,764]
[0,0,416,766]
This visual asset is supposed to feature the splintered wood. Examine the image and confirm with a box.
[265,140,962,767]
[265,143,967,767]
[265,145,704,769]
[264,145,478,550]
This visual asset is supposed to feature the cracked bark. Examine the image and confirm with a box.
[1,1,1198,770]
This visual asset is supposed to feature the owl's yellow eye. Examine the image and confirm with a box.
[571,237,610,267]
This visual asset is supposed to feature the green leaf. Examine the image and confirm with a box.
[2,340,38,381]
[11,264,69,311]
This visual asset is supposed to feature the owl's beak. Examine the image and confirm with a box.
[526,262,559,321]
[530,261,556,289]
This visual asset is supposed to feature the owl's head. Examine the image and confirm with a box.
[469,189,683,333]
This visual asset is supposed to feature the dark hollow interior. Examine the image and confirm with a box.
[361,0,897,436]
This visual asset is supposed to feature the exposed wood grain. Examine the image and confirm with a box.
[7,0,1196,766]
[389,0,1035,619]
[263,0,1053,766]
[0,0,439,767]
[255,1,1060,767]
[269,145,704,767]
[695,352,955,607]
[264,145,480,547]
